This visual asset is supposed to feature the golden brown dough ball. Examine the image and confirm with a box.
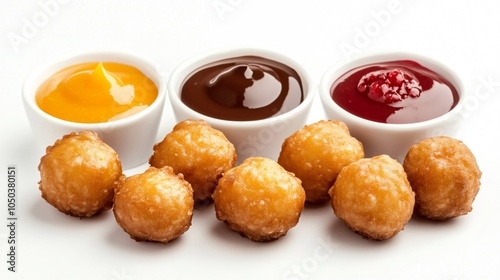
[38,131,122,217]
[113,166,194,243]
[278,120,364,203]
[213,157,305,242]
[149,119,236,204]
[329,155,415,240]
[403,136,482,220]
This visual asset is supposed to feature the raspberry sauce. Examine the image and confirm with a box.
[181,56,304,121]
[330,60,459,124]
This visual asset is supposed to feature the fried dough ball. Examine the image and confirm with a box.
[38,131,122,217]
[113,166,194,243]
[403,136,482,220]
[213,157,305,242]
[329,155,415,240]
[278,120,364,203]
[149,119,236,204]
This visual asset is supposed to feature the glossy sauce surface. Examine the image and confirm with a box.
[181,56,304,121]
[36,62,158,123]
[330,60,459,124]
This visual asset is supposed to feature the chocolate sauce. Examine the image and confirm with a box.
[330,60,459,124]
[181,56,304,121]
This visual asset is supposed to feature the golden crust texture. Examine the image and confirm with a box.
[278,120,364,203]
[149,119,237,204]
[329,155,415,240]
[213,157,305,242]
[38,130,122,217]
[403,136,482,220]
[113,166,194,243]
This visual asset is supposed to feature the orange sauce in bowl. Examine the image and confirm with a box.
[36,62,158,123]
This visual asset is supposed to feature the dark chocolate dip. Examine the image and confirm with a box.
[181,56,304,121]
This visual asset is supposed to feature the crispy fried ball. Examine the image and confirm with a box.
[329,155,415,240]
[113,166,194,243]
[213,157,305,242]
[149,119,236,204]
[403,136,482,220]
[278,120,364,203]
[38,131,122,217]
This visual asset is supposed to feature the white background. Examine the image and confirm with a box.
[1,1,500,279]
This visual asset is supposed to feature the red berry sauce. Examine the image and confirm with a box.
[330,60,459,124]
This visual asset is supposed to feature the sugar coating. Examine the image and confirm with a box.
[329,155,415,240]
[278,120,364,203]
[213,157,305,242]
[113,166,194,243]
[149,119,237,203]
[403,136,482,220]
[38,131,122,217]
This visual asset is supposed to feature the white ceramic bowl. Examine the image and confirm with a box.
[168,47,314,163]
[22,51,167,169]
[319,51,466,162]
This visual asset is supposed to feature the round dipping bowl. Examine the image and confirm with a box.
[167,47,315,163]
[319,51,466,162]
[22,50,167,169]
